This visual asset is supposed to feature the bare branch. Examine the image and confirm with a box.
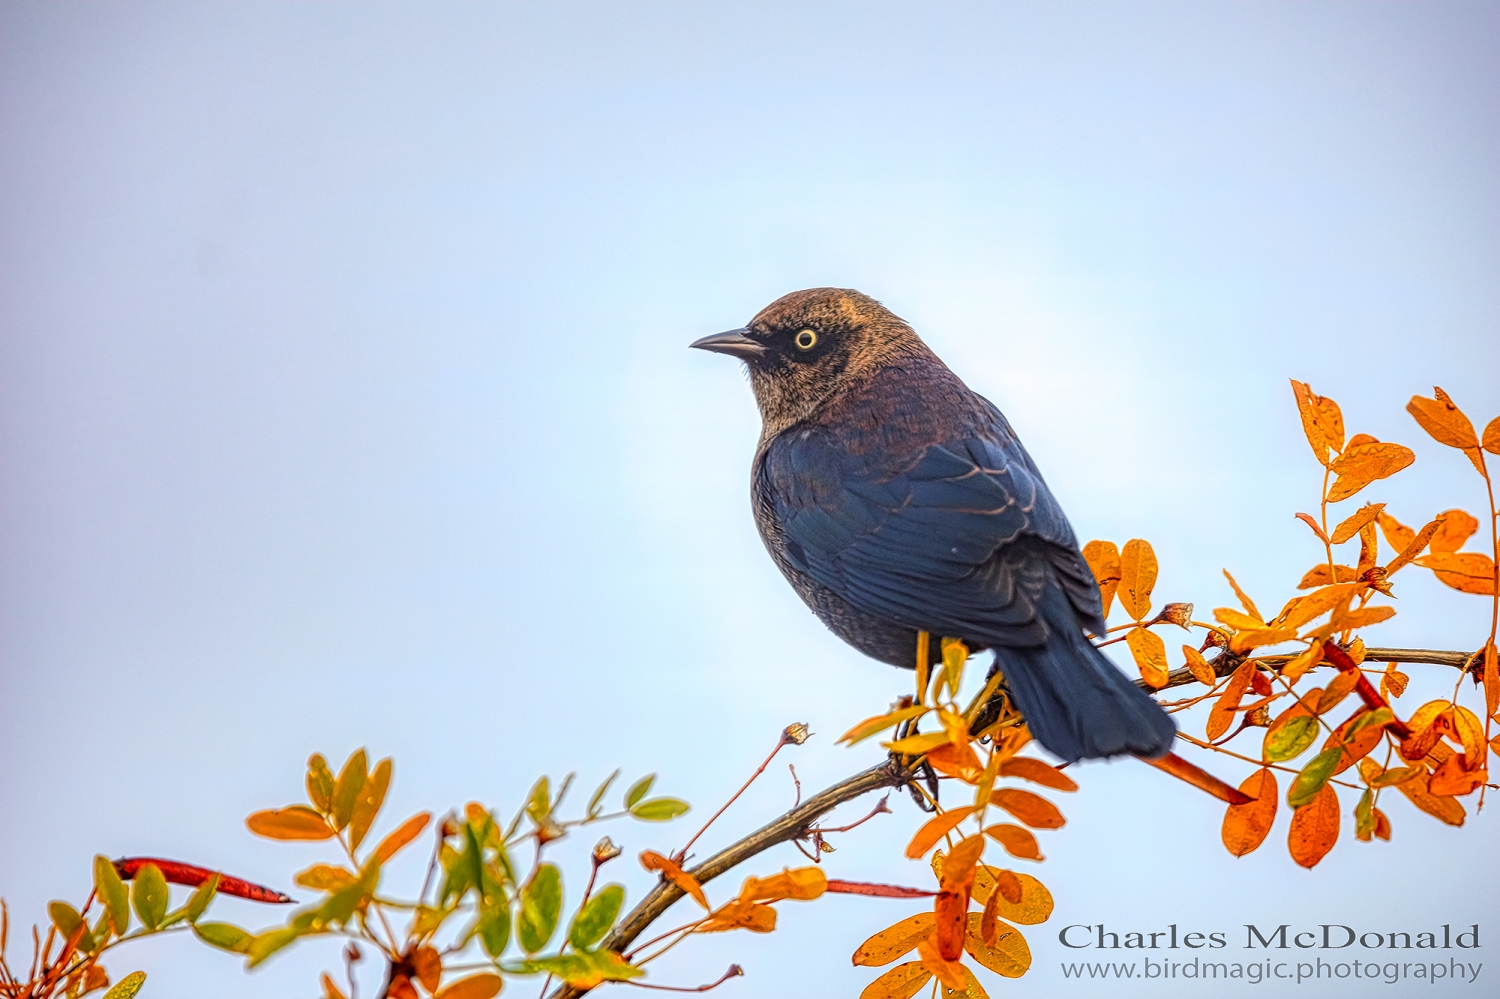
[548,759,909,999]
[1144,646,1471,693]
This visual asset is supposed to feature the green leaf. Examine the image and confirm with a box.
[1355,788,1375,839]
[623,775,655,810]
[306,753,336,813]
[331,749,369,832]
[246,926,300,968]
[48,900,97,953]
[1264,715,1320,762]
[131,862,169,931]
[629,798,690,822]
[587,770,620,819]
[569,884,624,950]
[193,921,253,953]
[526,776,551,826]
[348,757,391,850]
[479,897,512,958]
[517,863,562,954]
[1288,747,1344,808]
[1342,707,1394,740]
[102,970,147,999]
[412,905,452,938]
[518,950,644,986]
[183,872,220,924]
[94,855,130,936]
[317,861,380,927]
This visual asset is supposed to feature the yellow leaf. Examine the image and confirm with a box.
[840,705,929,746]
[883,731,954,755]
[905,807,976,859]
[1450,705,1486,762]
[853,913,935,967]
[1485,642,1499,718]
[434,974,502,999]
[1221,569,1261,621]
[739,867,826,903]
[916,938,968,991]
[246,806,334,841]
[963,912,1031,978]
[1326,442,1416,503]
[1229,626,1298,654]
[1280,641,1324,683]
[1082,540,1122,618]
[859,961,932,999]
[1280,582,1360,631]
[1415,553,1498,595]
[1182,645,1216,685]
[1430,509,1479,553]
[294,864,356,892]
[1213,607,1262,631]
[1330,503,1385,546]
[944,965,992,999]
[1125,627,1169,688]
[1117,538,1158,621]
[1326,604,1396,634]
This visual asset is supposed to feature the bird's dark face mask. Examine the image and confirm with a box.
[690,290,880,436]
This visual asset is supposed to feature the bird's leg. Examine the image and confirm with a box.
[888,709,939,813]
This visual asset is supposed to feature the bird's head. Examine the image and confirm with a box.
[690,287,922,436]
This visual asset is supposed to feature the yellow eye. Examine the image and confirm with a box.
[795,329,817,350]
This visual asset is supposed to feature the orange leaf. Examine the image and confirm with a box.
[1295,512,1330,544]
[1407,387,1479,450]
[1397,700,1453,761]
[915,937,967,990]
[1416,553,1498,595]
[1297,564,1360,589]
[1117,538,1158,621]
[1484,415,1500,455]
[246,806,334,841]
[1326,442,1416,503]
[320,973,348,999]
[1380,663,1409,701]
[1280,641,1325,683]
[1373,808,1391,840]
[1430,509,1479,553]
[1287,783,1340,869]
[1484,642,1499,717]
[1449,704,1486,762]
[852,913,935,967]
[998,757,1078,792]
[857,961,932,999]
[1386,766,1466,825]
[940,836,986,894]
[1330,503,1385,546]
[1427,754,1487,797]
[698,899,776,933]
[904,807,975,859]
[1081,540,1121,618]
[1143,752,1254,804]
[925,740,984,784]
[639,850,708,909]
[963,912,1031,978]
[1317,669,1361,714]
[433,975,502,999]
[1207,660,1257,741]
[932,887,968,961]
[1222,569,1262,621]
[1385,516,1446,575]
[990,789,1065,829]
[1182,645,1216,686]
[991,869,1022,905]
[1221,768,1277,857]
[371,812,431,867]
[1229,626,1299,654]
[1290,380,1332,466]
[412,947,441,994]
[1126,627,1169,688]
[739,866,826,903]
[1377,511,1415,554]
[1322,710,1386,775]
[982,824,1043,861]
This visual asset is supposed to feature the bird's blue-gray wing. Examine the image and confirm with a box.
[764,428,1105,647]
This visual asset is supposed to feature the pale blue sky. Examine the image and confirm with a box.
[2,3,1498,997]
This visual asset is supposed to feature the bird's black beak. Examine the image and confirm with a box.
[689,328,766,361]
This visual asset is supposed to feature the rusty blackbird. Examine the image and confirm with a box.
[690,288,1174,762]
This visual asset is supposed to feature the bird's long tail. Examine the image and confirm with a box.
[995,597,1176,763]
